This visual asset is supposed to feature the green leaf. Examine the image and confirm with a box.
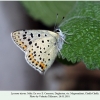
[60,1,100,70]
[21,1,75,26]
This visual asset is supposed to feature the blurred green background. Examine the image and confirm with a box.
[21,1,75,26]
[0,1,100,90]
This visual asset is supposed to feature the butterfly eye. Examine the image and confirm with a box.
[56,30,60,32]
[55,29,60,33]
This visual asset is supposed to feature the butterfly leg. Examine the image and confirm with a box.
[56,44,63,57]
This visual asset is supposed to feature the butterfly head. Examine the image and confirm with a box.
[54,28,65,38]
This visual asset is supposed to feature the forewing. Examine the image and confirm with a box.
[11,30,52,52]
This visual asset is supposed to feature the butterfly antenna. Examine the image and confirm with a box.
[54,13,58,31]
[60,16,65,25]
[55,16,65,30]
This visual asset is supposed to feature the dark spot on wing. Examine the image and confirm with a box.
[29,41,32,45]
[34,54,36,56]
[30,33,33,38]
[23,34,26,37]
[35,43,37,46]
[48,59,50,61]
[25,31,27,34]
[37,46,39,48]
[47,40,49,42]
[45,34,47,36]
[44,51,46,53]
[23,37,26,39]
[54,43,56,45]
[28,39,30,41]
[34,51,36,54]
[42,40,44,43]
[48,53,50,55]
[38,34,40,37]
[40,51,42,53]
[32,61,34,63]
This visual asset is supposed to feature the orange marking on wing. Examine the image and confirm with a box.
[29,53,33,58]
[24,45,27,49]
[13,32,19,38]
[35,61,39,65]
[39,62,47,70]
[17,40,27,50]
[28,54,41,67]
[16,35,19,38]
[22,45,27,50]
[12,32,28,50]
[29,54,37,64]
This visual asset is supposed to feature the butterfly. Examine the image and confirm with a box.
[11,28,66,74]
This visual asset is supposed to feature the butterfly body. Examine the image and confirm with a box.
[11,29,65,74]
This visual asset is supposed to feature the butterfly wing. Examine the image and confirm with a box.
[11,30,59,74]
[25,36,58,74]
[11,30,55,52]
